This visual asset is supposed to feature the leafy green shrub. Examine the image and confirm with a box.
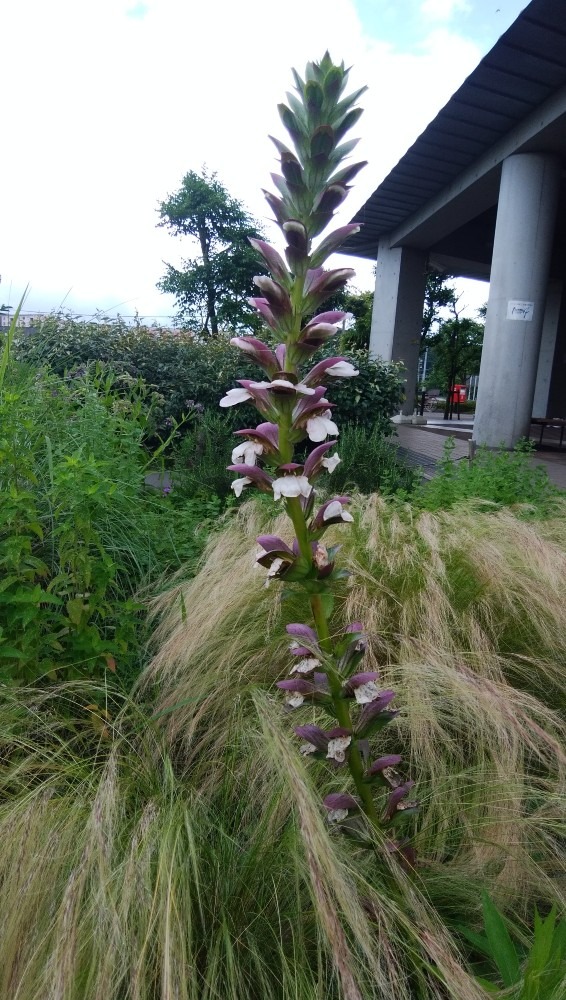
[324,424,420,495]
[322,347,405,434]
[0,352,219,684]
[413,437,560,512]
[15,316,257,431]
[16,316,404,438]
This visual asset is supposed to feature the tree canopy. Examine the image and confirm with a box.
[157,170,264,335]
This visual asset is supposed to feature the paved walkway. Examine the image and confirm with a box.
[394,421,566,490]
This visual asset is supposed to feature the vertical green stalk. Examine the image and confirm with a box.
[311,592,382,827]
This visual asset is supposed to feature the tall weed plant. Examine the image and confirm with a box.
[0,354,219,683]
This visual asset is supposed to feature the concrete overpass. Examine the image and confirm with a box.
[344,0,566,448]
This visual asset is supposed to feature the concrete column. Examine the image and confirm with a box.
[473,153,561,448]
[547,288,566,418]
[369,240,427,416]
[532,281,562,417]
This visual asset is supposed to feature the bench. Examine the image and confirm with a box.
[530,417,566,448]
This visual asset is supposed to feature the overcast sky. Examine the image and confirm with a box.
[1,0,528,323]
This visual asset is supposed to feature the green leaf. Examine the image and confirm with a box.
[474,977,500,993]
[319,592,334,618]
[455,926,492,958]
[521,907,558,1000]
[481,892,521,988]
[66,598,85,626]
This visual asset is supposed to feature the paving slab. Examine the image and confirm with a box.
[393,423,566,490]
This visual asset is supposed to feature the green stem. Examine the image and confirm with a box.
[311,594,382,828]
[286,496,312,564]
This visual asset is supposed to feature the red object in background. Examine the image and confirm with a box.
[451,384,467,403]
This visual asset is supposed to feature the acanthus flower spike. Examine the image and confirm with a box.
[220,52,416,867]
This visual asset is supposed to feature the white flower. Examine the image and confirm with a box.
[299,743,317,756]
[328,808,349,823]
[325,361,359,378]
[323,500,354,523]
[286,693,305,708]
[354,682,380,705]
[306,410,339,442]
[231,476,252,498]
[272,475,312,500]
[250,379,315,395]
[219,387,252,407]
[326,736,352,763]
[321,453,341,474]
[267,557,285,578]
[231,441,264,465]
[290,657,320,674]
[269,379,316,395]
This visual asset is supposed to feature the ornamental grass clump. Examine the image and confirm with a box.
[218,54,417,859]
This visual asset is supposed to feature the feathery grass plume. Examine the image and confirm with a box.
[146,497,566,921]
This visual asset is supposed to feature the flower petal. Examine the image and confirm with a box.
[367,755,403,777]
[294,725,328,751]
[220,387,252,407]
[306,414,339,442]
[230,336,279,375]
[290,657,320,675]
[323,792,358,811]
[231,476,252,498]
[383,781,416,822]
[321,453,340,473]
[272,475,312,500]
[326,735,351,763]
[286,623,318,644]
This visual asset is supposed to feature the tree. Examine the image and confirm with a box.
[157,170,264,335]
[332,268,458,355]
[420,268,458,351]
[427,301,484,418]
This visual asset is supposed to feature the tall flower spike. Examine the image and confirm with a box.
[220,54,416,872]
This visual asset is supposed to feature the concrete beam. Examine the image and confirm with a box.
[388,84,566,250]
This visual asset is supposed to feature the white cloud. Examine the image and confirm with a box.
[0,0,492,319]
[420,0,471,21]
